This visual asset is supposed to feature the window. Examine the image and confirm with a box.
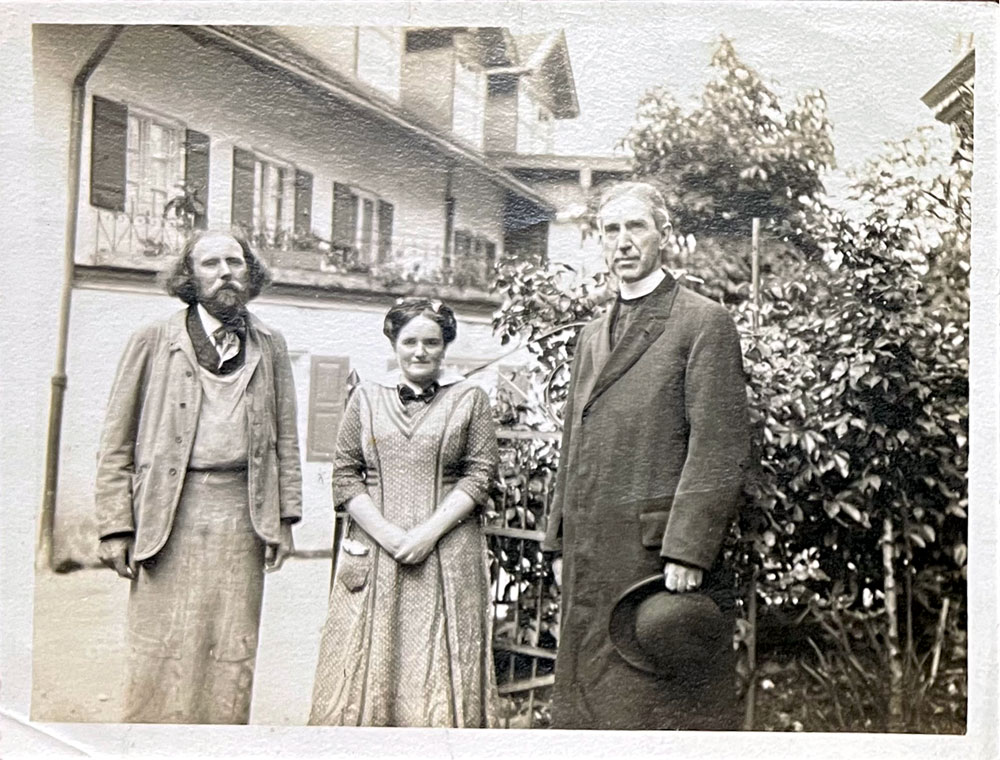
[451,230,496,288]
[306,356,353,462]
[232,148,304,248]
[405,29,455,53]
[332,182,394,267]
[89,95,209,225]
[125,110,185,218]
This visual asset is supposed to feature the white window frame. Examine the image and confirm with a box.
[248,148,295,248]
[124,103,186,220]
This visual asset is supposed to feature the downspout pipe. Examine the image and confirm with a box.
[38,25,124,572]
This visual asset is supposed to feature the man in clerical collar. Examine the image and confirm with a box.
[94,229,302,724]
[543,181,751,730]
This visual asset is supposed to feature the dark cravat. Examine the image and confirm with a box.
[398,382,439,404]
[186,307,246,375]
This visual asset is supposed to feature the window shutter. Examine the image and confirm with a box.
[376,200,394,263]
[294,170,313,238]
[332,182,358,249]
[307,356,351,461]
[454,230,471,259]
[184,129,210,229]
[89,96,128,212]
[231,147,256,232]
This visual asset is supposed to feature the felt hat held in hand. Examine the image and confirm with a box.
[608,574,731,676]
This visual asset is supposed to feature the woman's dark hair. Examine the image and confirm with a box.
[383,298,458,345]
[163,228,272,305]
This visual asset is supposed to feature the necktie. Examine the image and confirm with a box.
[212,326,241,369]
[398,383,438,404]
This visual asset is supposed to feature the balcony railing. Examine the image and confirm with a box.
[88,209,497,297]
[92,207,187,269]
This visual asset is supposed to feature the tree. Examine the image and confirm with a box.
[621,37,835,256]
[490,43,970,732]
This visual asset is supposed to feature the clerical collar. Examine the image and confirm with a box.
[618,268,666,301]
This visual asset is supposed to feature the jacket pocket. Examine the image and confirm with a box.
[638,510,670,549]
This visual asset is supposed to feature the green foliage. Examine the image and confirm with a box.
[621,37,835,253]
[490,41,970,732]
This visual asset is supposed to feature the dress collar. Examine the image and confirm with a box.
[619,267,667,301]
[373,368,466,390]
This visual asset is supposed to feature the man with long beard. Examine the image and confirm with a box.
[95,229,302,723]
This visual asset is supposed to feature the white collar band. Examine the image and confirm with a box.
[619,267,666,301]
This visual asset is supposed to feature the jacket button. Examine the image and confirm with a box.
[179,402,186,408]
[185,371,192,378]
[175,436,182,444]
[169,468,177,476]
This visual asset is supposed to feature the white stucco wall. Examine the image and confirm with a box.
[32,24,517,562]
[55,286,503,561]
[46,25,505,266]
[452,59,486,152]
[516,80,554,155]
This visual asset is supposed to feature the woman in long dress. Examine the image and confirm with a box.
[309,298,501,727]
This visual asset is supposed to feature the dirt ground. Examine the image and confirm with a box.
[30,558,332,725]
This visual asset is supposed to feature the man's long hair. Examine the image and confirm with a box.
[163,228,272,305]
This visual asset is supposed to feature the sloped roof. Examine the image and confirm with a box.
[512,31,579,119]
[176,25,554,214]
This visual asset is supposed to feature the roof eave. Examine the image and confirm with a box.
[181,25,555,216]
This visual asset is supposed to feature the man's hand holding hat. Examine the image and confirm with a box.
[663,561,703,592]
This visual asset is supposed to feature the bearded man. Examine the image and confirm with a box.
[95,229,302,724]
[543,182,751,730]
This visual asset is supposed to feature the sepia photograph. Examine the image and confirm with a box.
[1,1,996,757]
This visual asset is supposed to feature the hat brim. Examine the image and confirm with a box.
[608,574,674,675]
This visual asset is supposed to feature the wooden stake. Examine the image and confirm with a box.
[882,516,904,730]
[751,217,761,331]
[743,566,759,731]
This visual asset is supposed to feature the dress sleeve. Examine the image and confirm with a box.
[453,387,499,506]
[331,388,370,511]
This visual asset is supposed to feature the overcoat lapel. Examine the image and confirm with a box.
[583,274,679,413]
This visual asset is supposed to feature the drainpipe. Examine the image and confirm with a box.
[38,25,124,572]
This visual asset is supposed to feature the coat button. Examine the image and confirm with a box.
[185,371,192,378]
[179,402,186,408]
[169,468,177,476]
[175,436,182,444]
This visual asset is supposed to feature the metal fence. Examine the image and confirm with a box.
[486,429,561,728]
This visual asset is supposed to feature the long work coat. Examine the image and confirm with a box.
[95,308,303,560]
[542,272,750,730]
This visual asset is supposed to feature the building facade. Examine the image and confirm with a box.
[33,23,582,561]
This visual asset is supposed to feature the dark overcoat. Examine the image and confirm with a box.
[542,272,750,730]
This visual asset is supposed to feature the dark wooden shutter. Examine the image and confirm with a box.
[184,129,210,229]
[454,230,472,259]
[231,147,256,232]
[294,170,313,238]
[376,200,394,263]
[332,182,358,249]
[89,96,128,211]
[307,356,351,461]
